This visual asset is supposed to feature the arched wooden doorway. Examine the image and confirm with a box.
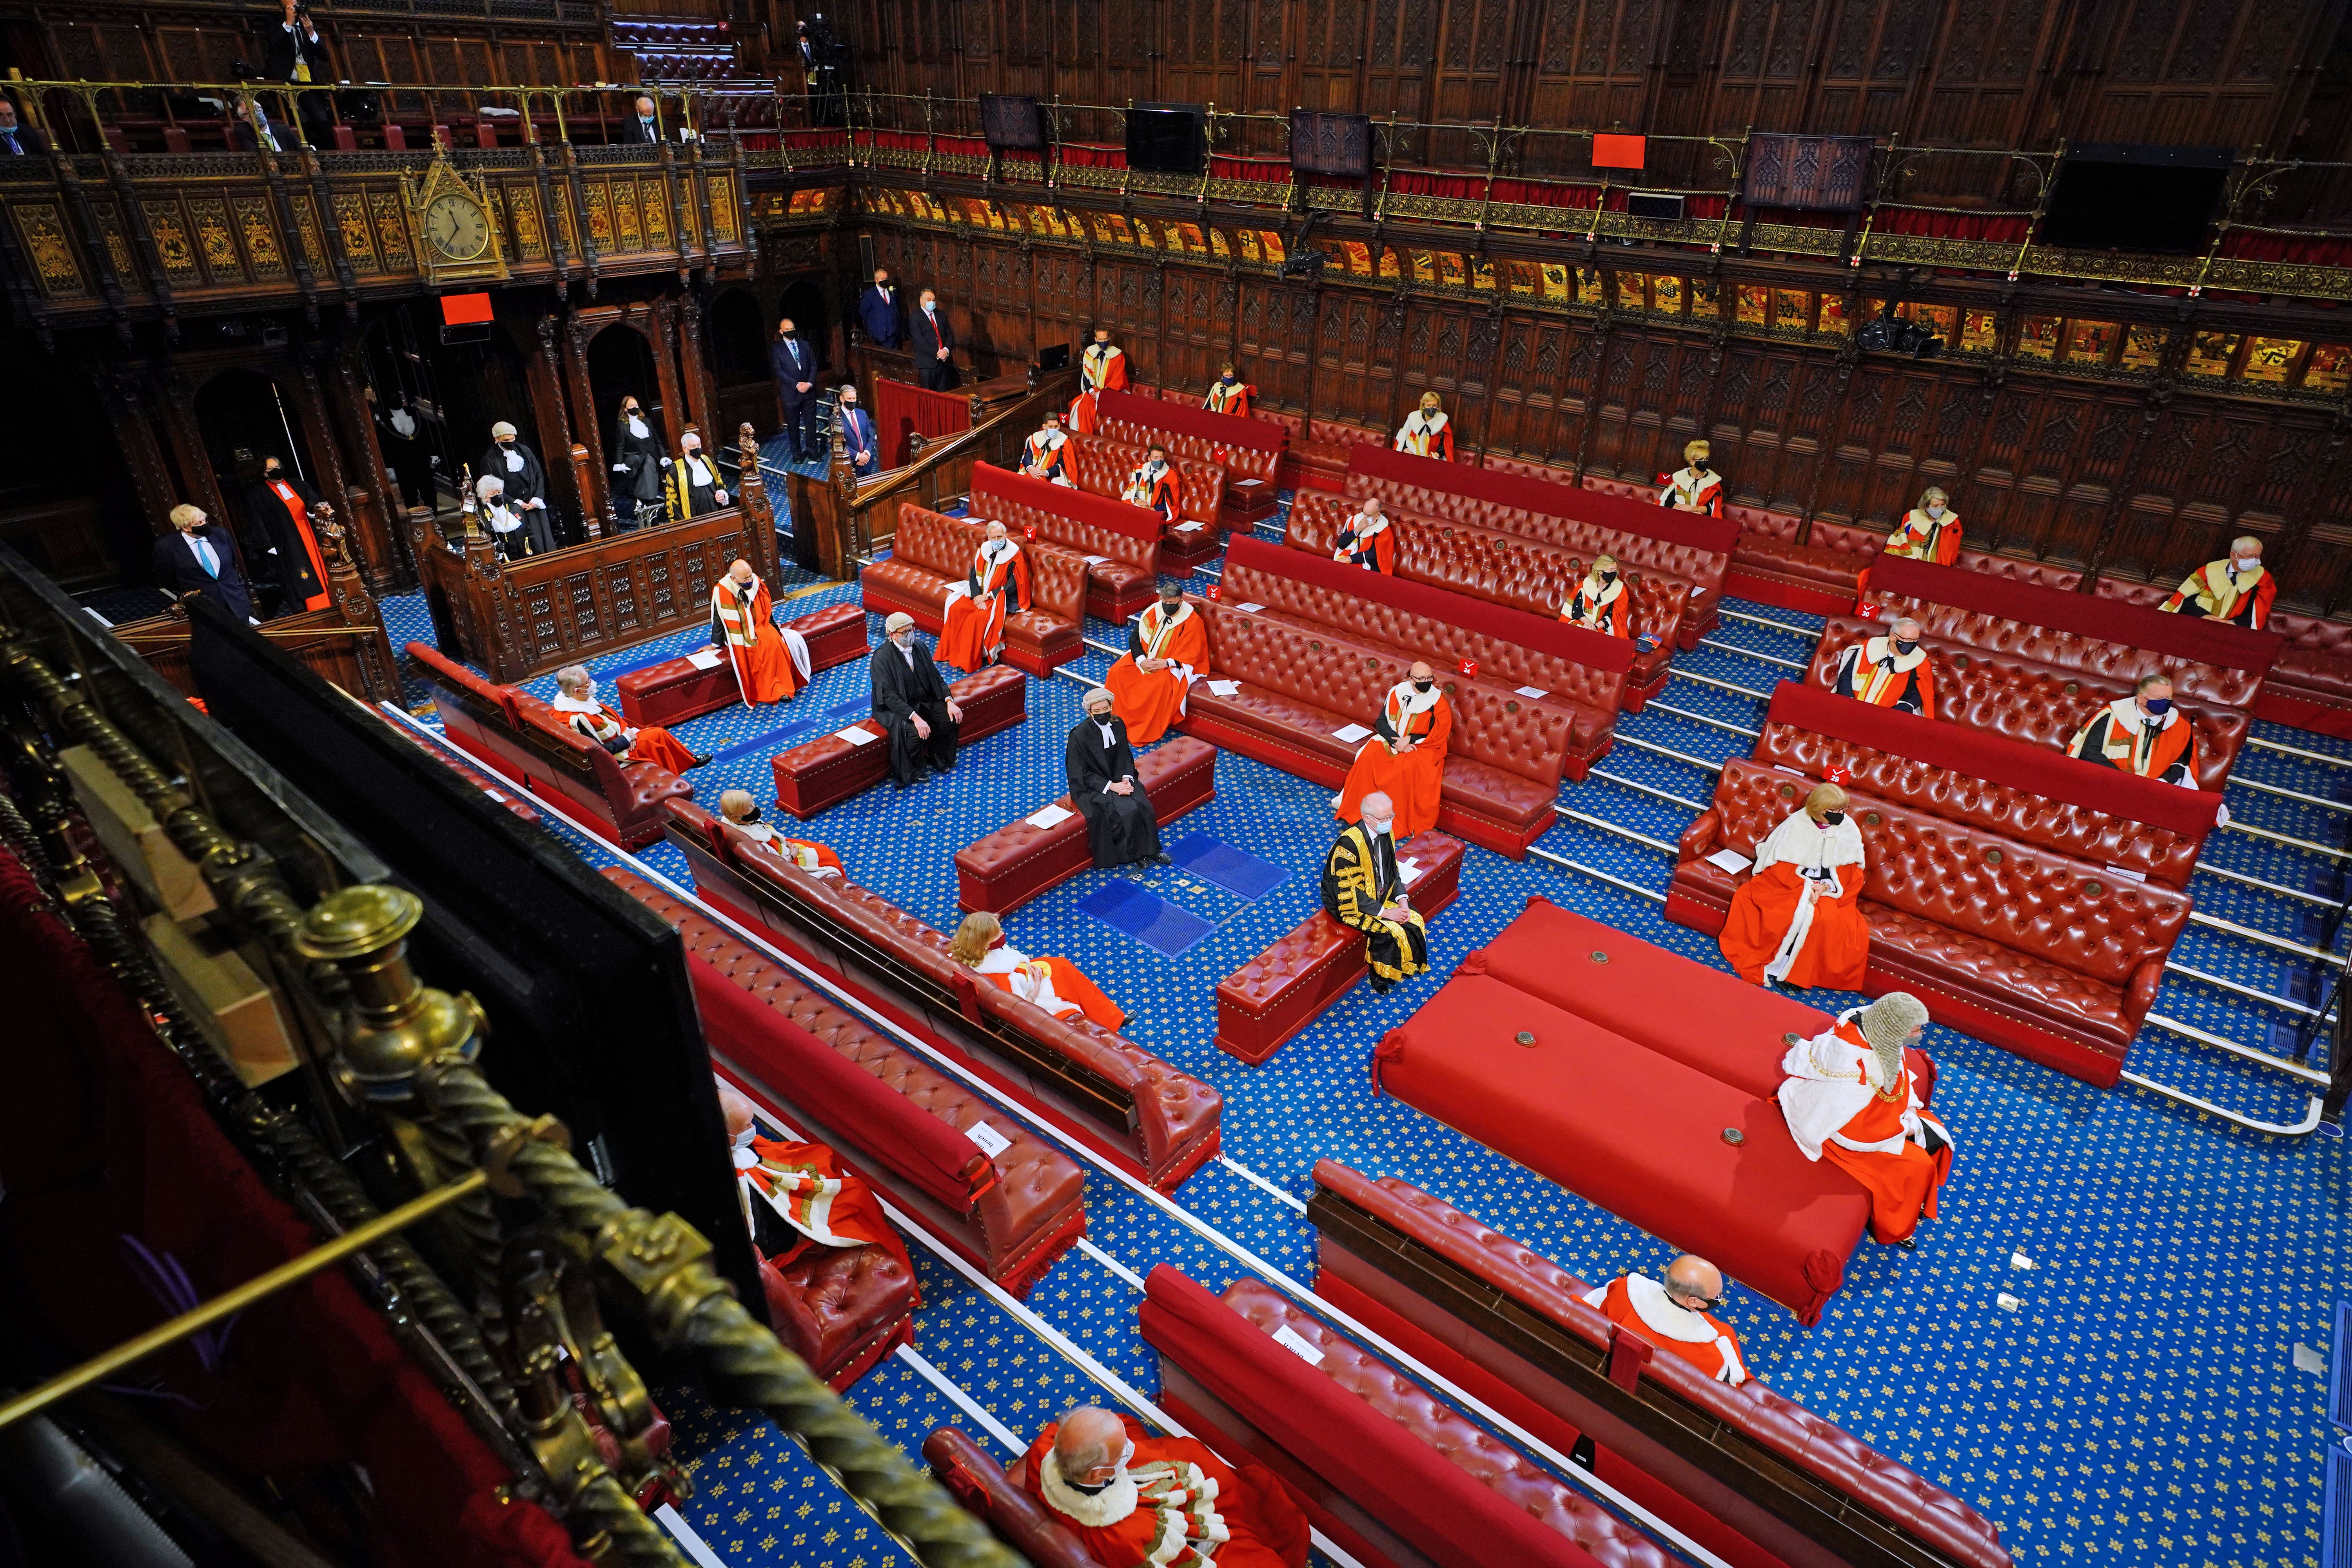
[708,287,773,439]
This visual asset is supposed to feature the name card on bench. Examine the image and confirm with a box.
[1270,1323,1325,1366]
[1207,679,1242,697]
[1333,722,1374,744]
[1398,858,1425,886]
[1707,848,1753,874]
[1026,804,1076,830]
[1514,685,1548,699]
[1082,554,1109,564]
[687,648,725,670]
[964,1120,1012,1159]
[1175,521,1206,532]
[1236,601,1266,613]
[837,724,880,745]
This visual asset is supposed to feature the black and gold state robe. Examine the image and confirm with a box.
[1321,822,1430,990]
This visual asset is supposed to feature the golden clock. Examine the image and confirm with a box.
[424,191,490,262]
[399,152,511,286]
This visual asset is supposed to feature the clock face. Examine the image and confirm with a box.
[424,192,490,263]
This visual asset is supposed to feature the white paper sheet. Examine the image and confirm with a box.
[1236,601,1266,613]
[1082,554,1109,564]
[1332,722,1374,744]
[2101,864,2148,883]
[836,724,880,745]
[686,647,724,670]
[1270,1323,1326,1366]
[1207,679,1242,696]
[1706,848,1752,874]
[964,1120,1012,1158]
[1397,858,1425,886]
[1175,521,1206,532]
[1025,804,1076,830]
[1515,684,1548,699]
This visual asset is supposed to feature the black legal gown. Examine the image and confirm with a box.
[868,639,959,784]
[1066,716,1160,867]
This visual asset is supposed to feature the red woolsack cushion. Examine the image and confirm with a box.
[682,958,984,1216]
[1222,534,1635,676]
[1096,387,1286,452]
[1347,443,1742,556]
[1138,1265,1612,1568]
[1767,679,2223,838]
[1870,556,2283,676]
[969,461,1165,544]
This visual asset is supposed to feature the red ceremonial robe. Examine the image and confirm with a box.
[1659,466,1724,517]
[1021,429,1073,486]
[1331,510,1395,573]
[1777,1017,1954,1245]
[735,824,844,878]
[2161,559,2276,629]
[1719,809,1869,989]
[1583,1275,1750,1385]
[1105,601,1207,742]
[1204,379,1251,416]
[936,537,1031,670]
[266,479,333,612]
[1122,460,1183,526]
[973,947,1126,1031]
[1337,682,1451,839]
[710,573,801,705]
[1392,410,1453,461]
[555,697,699,775]
[1019,1416,1310,1568]
[1560,572,1632,637]
[740,1134,915,1278]
[1068,343,1129,431]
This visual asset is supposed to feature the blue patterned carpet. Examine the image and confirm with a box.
[380,495,2349,1568]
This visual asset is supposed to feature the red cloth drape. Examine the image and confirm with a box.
[0,845,587,1568]
[872,376,969,468]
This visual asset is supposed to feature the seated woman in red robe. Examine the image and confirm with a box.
[1776,992,1955,1249]
[949,912,1125,1031]
[1011,1406,1309,1568]
[1718,780,1869,990]
[550,665,706,773]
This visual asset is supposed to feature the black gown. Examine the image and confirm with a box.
[869,639,959,784]
[479,439,556,554]
[609,412,667,528]
[1065,715,1160,867]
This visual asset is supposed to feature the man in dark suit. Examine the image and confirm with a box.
[618,94,663,144]
[858,269,902,349]
[836,384,879,477]
[1067,687,1169,869]
[153,503,260,624]
[771,316,818,460]
[870,611,963,786]
[0,97,45,157]
[910,289,955,392]
[259,0,334,147]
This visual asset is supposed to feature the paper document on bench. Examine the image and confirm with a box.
[1082,554,1108,564]
[686,647,725,670]
[964,1120,1012,1159]
[1175,521,1206,532]
[1397,858,1425,886]
[835,724,880,745]
[1270,1323,1326,1366]
[1332,722,1374,744]
[1707,848,1752,874]
[1026,804,1076,830]
[1206,679,1241,696]
[1515,685,1547,699]
[1236,602,1265,613]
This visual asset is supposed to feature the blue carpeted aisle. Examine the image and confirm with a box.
[380,493,2347,1568]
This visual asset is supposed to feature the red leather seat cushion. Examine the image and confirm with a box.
[760,1240,916,1388]
[956,736,1218,913]
[1374,974,1866,1321]
[772,663,1027,819]
[1731,535,1868,592]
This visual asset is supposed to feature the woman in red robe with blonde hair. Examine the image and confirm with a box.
[949,912,1126,1031]
[935,520,1029,670]
[1718,779,1869,990]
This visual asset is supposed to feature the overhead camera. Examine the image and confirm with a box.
[1279,249,1328,279]
[1856,305,1942,359]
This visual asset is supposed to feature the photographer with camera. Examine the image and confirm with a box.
[260,0,334,146]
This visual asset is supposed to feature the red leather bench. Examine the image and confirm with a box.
[1263,414,1386,492]
[771,663,1026,820]
[603,869,1087,1296]
[1181,596,1584,857]
[1308,1162,2015,1568]
[1067,432,1228,572]
[1286,491,1683,710]
[1093,388,1286,530]
[410,641,694,849]
[1143,1266,1681,1568]
[1667,758,2192,1086]
[955,737,1219,914]
[1374,967,1871,1321]
[2086,577,2352,735]
[863,505,1087,677]
[379,708,541,824]
[757,1214,918,1392]
[1215,832,1465,1065]
[616,602,869,728]
[1724,512,1880,616]
[969,461,1163,621]
[662,802,1223,1192]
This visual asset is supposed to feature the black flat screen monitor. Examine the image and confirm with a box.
[2040,144,2230,255]
[1127,103,1205,175]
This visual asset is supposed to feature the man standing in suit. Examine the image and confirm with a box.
[260,0,333,147]
[152,504,259,624]
[1067,688,1169,869]
[910,289,955,392]
[771,316,818,460]
[858,268,902,350]
[242,456,331,617]
[869,611,963,787]
[836,384,879,477]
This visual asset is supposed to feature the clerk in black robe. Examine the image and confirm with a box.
[480,422,556,554]
[1067,688,1170,869]
[608,395,667,530]
[869,612,963,786]
[240,456,331,618]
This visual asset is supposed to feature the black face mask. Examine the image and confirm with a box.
[1691,459,1710,472]
[737,806,761,825]
[1064,1476,1115,1497]
[498,438,515,448]
[1412,679,1433,693]
[1894,638,1918,655]
[1601,570,1617,584]
[263,466,281,478]
[1821,810,1846,826]
[622,406,639,418]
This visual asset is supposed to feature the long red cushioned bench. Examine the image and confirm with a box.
[770,663,1027,820]
[968,461,1163,621]
[1093,387,1285,529]
[661,801,1223,1193]
[1307,1161,2014,1568]
[1180,595,1583,857]
[955,736,1219,913]
[1067,431,1228,572]
[601,868,1087,1296]
[863,505,1087,677]
[410,641,694,849]
[1285,491,1682,709]
[1668,758,2191,1086]
[617,603,870,729]
[1374,916,1873,1322]
[1143,1265,1679,1568]
[1215,831,1466,1065]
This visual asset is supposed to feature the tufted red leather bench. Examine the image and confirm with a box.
[410,641,693,849]
[1308,1161,2016,1568]
[617,603,870,729]
[1286,492,1683,710]
[1264,414,1385,492]
[758,1230,917,1392]
[955,737,1219,914]
[1093,388,1287,530]
[862,505,1085,677]
[1144,1266,1682,1568]
[1181,595,1583,857]
[771,663,1026,820]
[1807,611,2251,791]
[924,1428,1102,1568]
[1215,832,1465,1065]
[603,868,1087,1296]
[1374,969,1871,1321]
[662,801,1223,1192]
[1066,432,1228,571]
[2229,607,2352,741]
[1667,758,2191,1086]
[969,461,1163,619]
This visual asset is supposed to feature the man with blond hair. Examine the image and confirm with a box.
[152,503,260,624]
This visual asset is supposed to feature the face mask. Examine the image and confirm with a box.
[499,438,515,448]
[622,406,638,418]
[1365,817,1393,837]
[1926,505,1944,517]
[1821,810,1846,827]
[731,1124,757,1149]
[1600,570,1617,584]
[736,806,761,825]
[843,399,857,409]
[1691,459,1710,472]
[264,466,281,477]
[2144,697,2172,716]
[1895,638,1918,655]
[1412,679,1432,693]
[2236,557,2260,572]
[684,446,701,458]
[1221,373,1236,384]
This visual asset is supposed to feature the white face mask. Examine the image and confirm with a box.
[1365,816,1394,838]
[731,1124,757,1149]
[2236,556,2260,572]
[1925,504,1944,517]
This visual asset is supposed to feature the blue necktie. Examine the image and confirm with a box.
[191,536,220,578]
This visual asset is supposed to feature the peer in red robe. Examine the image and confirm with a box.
[709,561,801,706]
[2066,677,2200,786]
[719,1082,916,1282]
[1020,418,1074,486]
[1777,994,1954,1248]
[1560,556,1632,637]
[1105,589,1207,743]
[1829,621,1935,717]
[550,666,703,774]
[1881,489,1962,565]
[1204,365,1251,416]
[1122,448,1183,526]
[1718,783,1869,990]
[1068,332,1130,432]
[1659,439,1724,516]
[935,524,1030,671]
[1336,667,1451,840]
[1014,1409,1309,1568]
[717,790,842,878]
[2161,537,2275,629]
[951,913,1125,1031]
[1331,499,1396,573]
[1392,392,1453,460]
[1581,1259,1749,1384]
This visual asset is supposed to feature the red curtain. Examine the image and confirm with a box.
[1875,208,2031,243]
[873,376,969,468]
[0,845,589,1568]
